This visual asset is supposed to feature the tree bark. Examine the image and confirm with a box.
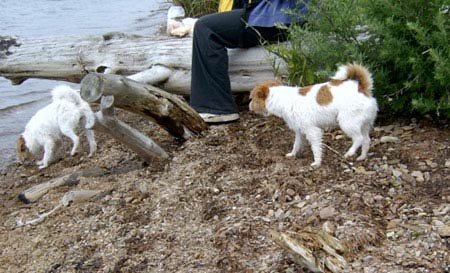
[0,33,286,94]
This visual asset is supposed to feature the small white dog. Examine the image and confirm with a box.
[249,63,378,168]
[16,85,97,169]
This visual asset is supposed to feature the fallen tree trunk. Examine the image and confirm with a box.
[0,33,286,94]
[80,73,207,139]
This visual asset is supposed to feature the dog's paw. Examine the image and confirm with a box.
[344,152,355,159]
[285,152,297,158]
[38,164,48,169]
[356,155,367,161]
[310,161,321,168]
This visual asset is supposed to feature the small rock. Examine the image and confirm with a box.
[438,225,450,237]
[380,136,400,143]
[322,221,336,234]
[432,219,444,227]
[296,201,307,208]
[401,173,416,183]
[362,256,374,263]
[319,206,336,220]
[426,161,438,169]
[411,171,425,182]
[382,125,395,132]
[386,231,396,239]
[433,204,450,216]
[286,188,295,197]
[274,208,284,219]
[445,159,450,168]
[388,187,396,197]
[138,182,149,193]
[373,195,384,202]
[392,169,402,178]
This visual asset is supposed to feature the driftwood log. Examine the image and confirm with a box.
[81,73,207,139]
[18,167,107,204]
[79,73,208,162]
[91,95,170,162]
[16,190,102,227]
[0,33,286,94]
[18,174,79,204]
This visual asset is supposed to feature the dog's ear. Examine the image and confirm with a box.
[251,80,281,100]
[16,135,26,152]
[16,135,27,163]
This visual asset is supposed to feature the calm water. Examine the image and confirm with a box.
[0,0,170,169]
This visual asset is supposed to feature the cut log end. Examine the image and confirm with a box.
[18,193,31,204]
[80,73,104,103]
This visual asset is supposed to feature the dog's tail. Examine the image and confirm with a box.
[331,63,373,96]
[52,85,95,129]
[51,85,84,104]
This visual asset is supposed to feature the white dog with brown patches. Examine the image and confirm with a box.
[249,63,378,168]
[16,85,97,169]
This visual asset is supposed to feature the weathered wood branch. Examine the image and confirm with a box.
[16,190,101,227]
[0,33,286,94]
[271,230,348,273]
[18,167,107,203]
[81,73,208,140]
[92,95,170,162]
[18,174,78,204]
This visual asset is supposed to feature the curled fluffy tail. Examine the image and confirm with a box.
[331,63,374,96]
[51,85,95,129]
[51,85,84,104]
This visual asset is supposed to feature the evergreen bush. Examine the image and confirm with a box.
[270,0,450,118]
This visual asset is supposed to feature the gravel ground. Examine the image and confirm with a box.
[1,109,449,273]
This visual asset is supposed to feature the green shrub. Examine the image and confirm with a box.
[270,0,450,118]
[170,0,219,17]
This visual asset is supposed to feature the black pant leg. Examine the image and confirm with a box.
[190,9,288,115]
[190,10,245,115]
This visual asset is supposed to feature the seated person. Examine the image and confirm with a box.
[190,0,308,123]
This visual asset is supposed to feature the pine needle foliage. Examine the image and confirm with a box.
[269,0,450,118]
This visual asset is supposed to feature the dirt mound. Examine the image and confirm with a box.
[1,110,449,272]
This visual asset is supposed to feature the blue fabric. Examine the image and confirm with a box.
[247,0,308,27]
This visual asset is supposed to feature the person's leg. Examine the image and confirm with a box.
[190,9,288,119]
[190,9,245,116]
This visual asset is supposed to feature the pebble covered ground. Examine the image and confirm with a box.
[1,109,449,273]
